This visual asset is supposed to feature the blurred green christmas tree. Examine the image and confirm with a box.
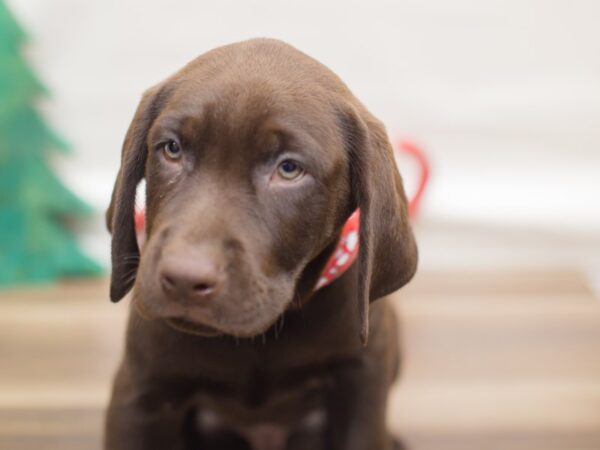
[0,0,101,285]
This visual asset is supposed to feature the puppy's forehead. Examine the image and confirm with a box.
[163,83,285,133]
[154,78,341,154]
[150,39,353,159]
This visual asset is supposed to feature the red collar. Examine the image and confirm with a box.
[314,209,360,290]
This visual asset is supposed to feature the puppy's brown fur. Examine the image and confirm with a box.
[105,38,417,450]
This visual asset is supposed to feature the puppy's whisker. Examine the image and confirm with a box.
[274,314,285,340]
[119,252,141,261]
[119,267,138,288]
[291,289,303,308]
[121,255,141,263]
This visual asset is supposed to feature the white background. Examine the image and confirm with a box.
[7,0,600,276]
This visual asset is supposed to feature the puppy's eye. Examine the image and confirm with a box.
[276,160,304,180]
[162,140,182,161]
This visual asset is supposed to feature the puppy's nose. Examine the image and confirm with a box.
[159,254,222,300]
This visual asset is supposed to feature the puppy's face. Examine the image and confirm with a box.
[134,79,351,337]
[108,39,417,342]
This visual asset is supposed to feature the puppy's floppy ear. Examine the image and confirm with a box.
[340,104,418,345]
[106,84,168,302]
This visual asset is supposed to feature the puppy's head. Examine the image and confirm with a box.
[107,39,416,342]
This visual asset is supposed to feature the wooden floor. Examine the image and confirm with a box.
[1,270,599,449]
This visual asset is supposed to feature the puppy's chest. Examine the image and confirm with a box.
[195,365,328,450]
[196,362,327,422]
[197,406,325,450]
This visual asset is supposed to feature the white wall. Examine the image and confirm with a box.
[7,0,600,267]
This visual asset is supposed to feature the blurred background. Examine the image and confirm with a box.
[1,0,599,449]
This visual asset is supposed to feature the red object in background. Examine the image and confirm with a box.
[134,208,146,249]
[134,209,145,236]
[397,139,430,218]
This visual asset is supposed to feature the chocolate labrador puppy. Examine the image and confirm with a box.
[105,38,417,450]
